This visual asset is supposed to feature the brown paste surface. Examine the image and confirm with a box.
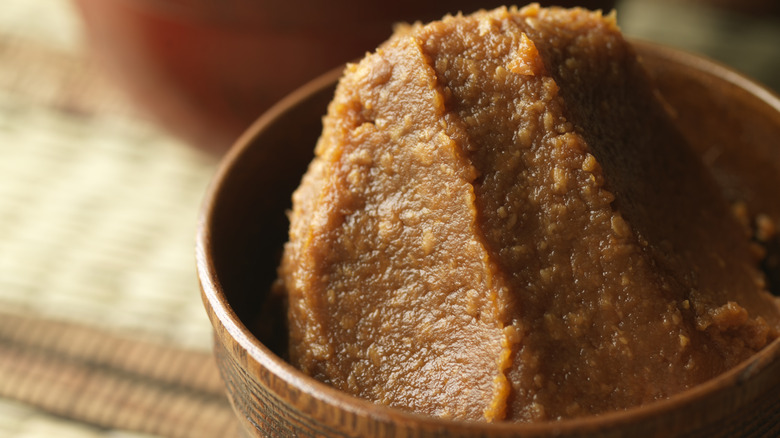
[277,4,780,422]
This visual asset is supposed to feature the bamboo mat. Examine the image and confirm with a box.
[0,314,240,438]
[0,1,242,436]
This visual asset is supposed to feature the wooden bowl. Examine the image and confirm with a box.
[197,40,780,437]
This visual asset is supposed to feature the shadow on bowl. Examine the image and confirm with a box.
[197,40,780,437]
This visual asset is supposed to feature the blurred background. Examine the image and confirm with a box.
[0,0,777,436]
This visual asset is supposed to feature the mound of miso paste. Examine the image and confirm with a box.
[275,4,780,422]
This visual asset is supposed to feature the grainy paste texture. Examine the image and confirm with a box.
[276,4,780,422]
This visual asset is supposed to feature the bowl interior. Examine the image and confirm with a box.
[202,69,342,355]
[199,40,780,436]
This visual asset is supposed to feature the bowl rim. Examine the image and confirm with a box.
[197,39,780,434]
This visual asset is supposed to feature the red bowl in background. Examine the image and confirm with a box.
[72,0,615,153]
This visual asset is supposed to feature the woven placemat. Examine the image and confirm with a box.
[0,398,159,438]
[0,1,244,436]
[0,87,219,352]
[0,313,241,438]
